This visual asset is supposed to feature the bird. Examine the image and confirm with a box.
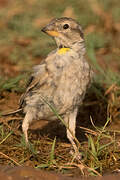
[4,17,93,158]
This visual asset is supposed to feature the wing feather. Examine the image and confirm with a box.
[19,64,48,107]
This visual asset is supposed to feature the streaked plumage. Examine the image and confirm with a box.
[20,17,93,158]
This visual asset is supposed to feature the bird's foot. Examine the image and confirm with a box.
[69,149,82,161]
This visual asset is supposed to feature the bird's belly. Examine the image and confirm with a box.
[24,84,82,121]
[24,59,91,120]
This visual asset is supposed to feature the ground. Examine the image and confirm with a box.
[0,0,120,178]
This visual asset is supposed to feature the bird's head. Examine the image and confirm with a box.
[41,17,85,54]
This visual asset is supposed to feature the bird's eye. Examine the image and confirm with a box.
[63,24,69,29]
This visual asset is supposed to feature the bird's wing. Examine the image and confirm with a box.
[19,63,48,107]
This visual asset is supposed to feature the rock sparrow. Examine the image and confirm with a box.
[19,17,92,158]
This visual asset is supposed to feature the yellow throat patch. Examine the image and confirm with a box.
[58,48,70,54]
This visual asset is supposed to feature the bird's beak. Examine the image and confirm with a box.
[41,23,59,37]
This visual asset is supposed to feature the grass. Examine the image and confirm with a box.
[84,118,114,174]
[37,97,119,176]
[36,137,57,169]
[0,0,120,177]
[0,74,28,92]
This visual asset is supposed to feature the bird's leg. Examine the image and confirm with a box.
[65,108,81,159]
[22,111,33,144]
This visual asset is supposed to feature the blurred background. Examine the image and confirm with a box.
[0,0,120,175]
[0,0,120,79]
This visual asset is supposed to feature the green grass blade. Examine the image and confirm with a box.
[49,137,56,165]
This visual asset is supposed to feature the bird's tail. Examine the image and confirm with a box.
[2,108,22,116]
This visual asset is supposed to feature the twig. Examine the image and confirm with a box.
[79,126,98,136]
[0,117,22,124]
[105,84,116,96]
[0,151,21,166]
[0,131,13,145]
[60,162,102,176]
[2,108,22,116]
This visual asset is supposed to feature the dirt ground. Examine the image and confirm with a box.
[0,0,120,179]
